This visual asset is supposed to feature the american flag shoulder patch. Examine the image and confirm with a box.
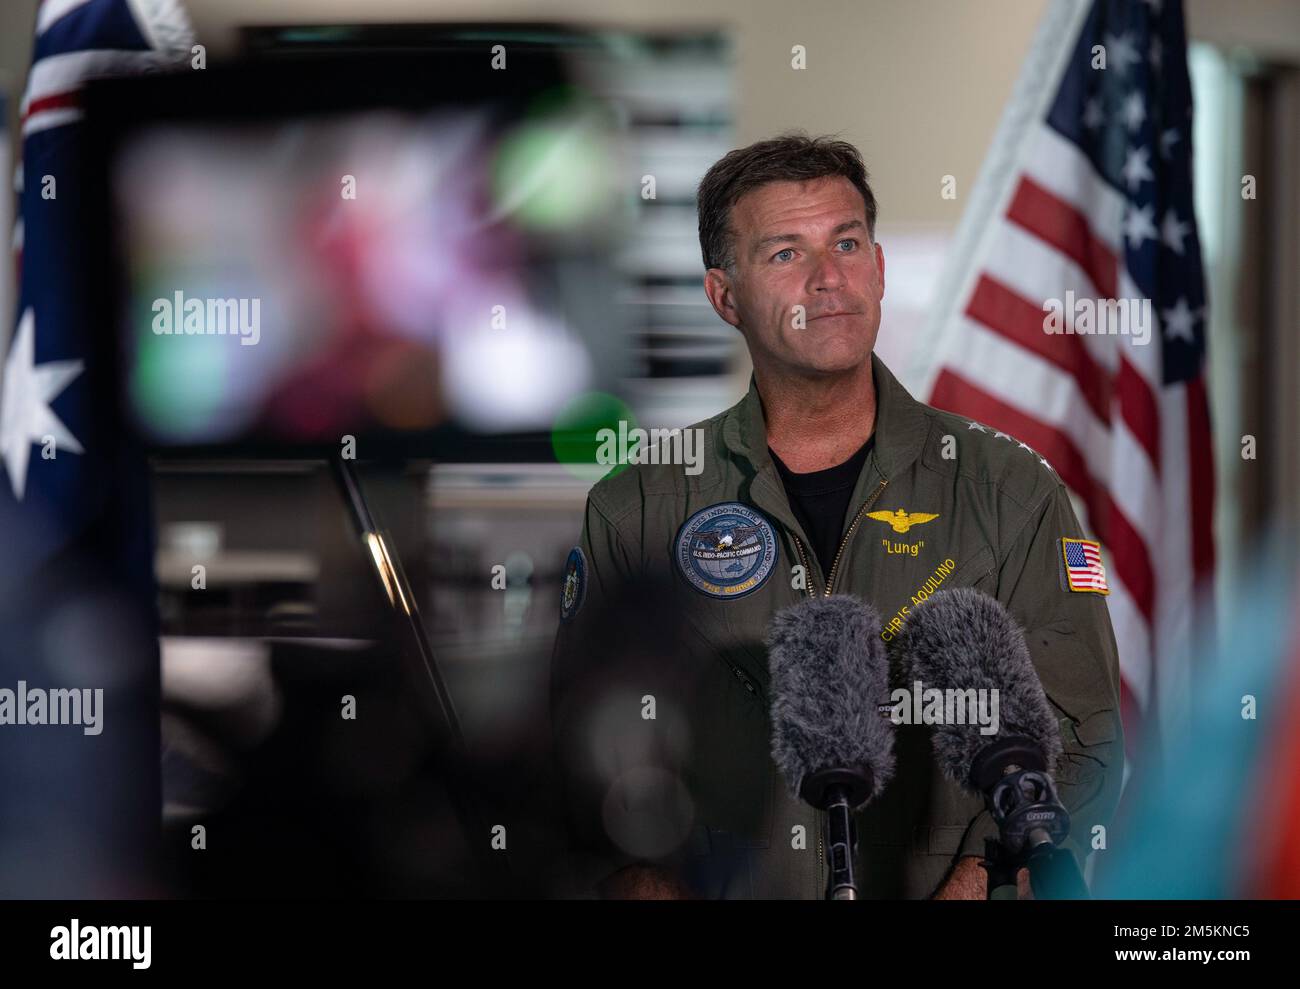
[1061,537,1109,595]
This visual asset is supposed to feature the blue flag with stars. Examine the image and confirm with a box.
[1048,0,1207,385]
[0,0,194,896]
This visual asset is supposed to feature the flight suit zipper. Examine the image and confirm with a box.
[788,477,888,896]
[725,660,762,699]
[788,479,889,598]
[786,533,827,889]
[825,479,889,596]
[789,534,818,597]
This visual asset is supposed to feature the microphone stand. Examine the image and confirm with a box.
[331,456,507,894]
[971,736,1090,900]
[801,768,872,900]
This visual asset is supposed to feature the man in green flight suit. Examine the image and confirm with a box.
[550,132,1124,900]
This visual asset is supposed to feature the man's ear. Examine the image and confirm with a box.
[874,241,886,302]
[703,268,743,330]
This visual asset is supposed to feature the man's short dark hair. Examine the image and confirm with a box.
[696,131,877,273]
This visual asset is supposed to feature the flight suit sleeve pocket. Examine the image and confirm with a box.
[1024,619,1117,786]
[1072,708,1118,747]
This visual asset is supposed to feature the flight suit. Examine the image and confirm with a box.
[550,352,1124,899]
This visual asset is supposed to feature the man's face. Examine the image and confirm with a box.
[704,175,885,379]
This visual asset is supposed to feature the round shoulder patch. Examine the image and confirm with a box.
[560,546,588,622]
[675,502,778,600]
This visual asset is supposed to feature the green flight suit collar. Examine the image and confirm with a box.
[721,351,929,479]
[720,352,932,583]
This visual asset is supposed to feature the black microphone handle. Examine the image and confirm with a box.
[981,838,1020,900]
[1026,838,1091,900]
[799,767,873,900]
[825,785,859,901]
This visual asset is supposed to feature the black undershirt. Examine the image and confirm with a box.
[769,435,875,580]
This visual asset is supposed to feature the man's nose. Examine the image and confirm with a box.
[806,250,848,291]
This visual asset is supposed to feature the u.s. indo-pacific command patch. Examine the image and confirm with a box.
[675,502,778,600]
[559,546,588,621]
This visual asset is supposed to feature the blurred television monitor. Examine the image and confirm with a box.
[85,45,629,458]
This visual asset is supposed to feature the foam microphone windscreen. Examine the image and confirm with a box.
[765,595,895,804]
[892,587,1062,786]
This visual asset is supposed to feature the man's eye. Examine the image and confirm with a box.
[773,248,794,263]
[837,238,858,251]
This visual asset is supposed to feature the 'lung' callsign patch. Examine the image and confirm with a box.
[1061,537,1109,594]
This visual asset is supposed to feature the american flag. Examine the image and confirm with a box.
[1064,538,1110,593]
[919,0,1214,765]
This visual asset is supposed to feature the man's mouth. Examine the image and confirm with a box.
[809,310,861,321]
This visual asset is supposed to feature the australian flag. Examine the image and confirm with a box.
[0,0,194,896]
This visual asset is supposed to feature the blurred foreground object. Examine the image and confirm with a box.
[0,0,195,896]
[1095,541,1299,897]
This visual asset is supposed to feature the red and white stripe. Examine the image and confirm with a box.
[917,3,1214,767]
[20,0,195,137]
[8,3,195,343]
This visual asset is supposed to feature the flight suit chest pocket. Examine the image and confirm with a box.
[674,581,772,702]
[943,545,996,592]
[679,619,776,850]
[877,545,995,644]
